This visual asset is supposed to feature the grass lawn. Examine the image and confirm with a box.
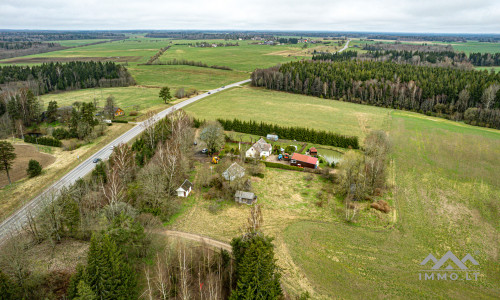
[174,87,500,298]
[128,64,249,89]
[159,40,318,72]
[185,86,391,140]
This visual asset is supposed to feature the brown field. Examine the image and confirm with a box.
[0,144,55,188]
[0,122,134,222]
[0,56,142,64]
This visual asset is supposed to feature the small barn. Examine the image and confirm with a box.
[114,107,125,117]
[290,153,319,169]
[234,191,257,205]
[222,162,245,181]
[266,134,279,141]
[246,138,272,158]
[309,147,318,157]
[176,179,193,197]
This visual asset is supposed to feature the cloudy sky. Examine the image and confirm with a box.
[1,0,499,33]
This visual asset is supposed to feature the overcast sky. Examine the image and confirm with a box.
[1,0,499,33]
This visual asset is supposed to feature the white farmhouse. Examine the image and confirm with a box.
[176,179,193,197]
[246,138,272,158]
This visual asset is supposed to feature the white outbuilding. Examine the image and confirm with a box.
[176,179,193,197]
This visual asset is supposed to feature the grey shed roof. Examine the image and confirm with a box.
[235,191,255,199]
[179,179,193,191]
[254,138,272,153]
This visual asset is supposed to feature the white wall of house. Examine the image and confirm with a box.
[176,187,191,197]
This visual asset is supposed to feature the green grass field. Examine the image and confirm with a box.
[41,86,163,113]
[128,64,249,89]
[159,40,315,72]
[185,85,390,140]
[182,86,500,298]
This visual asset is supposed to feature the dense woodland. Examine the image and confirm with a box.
[252,60,500,128]
[0,61,135,94]
[0,31,126,42]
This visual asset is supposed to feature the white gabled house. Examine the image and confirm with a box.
[245,138,272,158]
[176,179,193,197]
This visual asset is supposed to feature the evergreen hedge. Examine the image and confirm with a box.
[214,118,359,149]
[24,135,62,147]
[112,119,128,123]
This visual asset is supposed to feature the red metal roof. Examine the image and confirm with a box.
[291,153,318,165]
[310,147,317,152]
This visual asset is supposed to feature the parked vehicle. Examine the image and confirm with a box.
[212,156,220,164]
[278,154,283,160]
[201,148,209,154]
[93,158,102,163]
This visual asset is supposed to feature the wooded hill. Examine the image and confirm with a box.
[0,61,135,94]
[252,60,500,129]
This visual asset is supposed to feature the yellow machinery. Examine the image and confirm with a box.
[211,156,220,164]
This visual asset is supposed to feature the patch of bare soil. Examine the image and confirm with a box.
[1,56,142,64]
[0,144,55,187]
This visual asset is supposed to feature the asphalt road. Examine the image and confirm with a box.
[338,39,351,52]
[0,79,251,244]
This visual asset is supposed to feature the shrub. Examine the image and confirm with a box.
[129,111,138,116]
[52,128,71,140]
[26,159,42,177]
[112,120,128,123]
[24,135,62,147]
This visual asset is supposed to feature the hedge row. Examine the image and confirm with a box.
[112,120,128,123]
[24,135,62,147]
[262,161,304,171]
[215,118,359,149]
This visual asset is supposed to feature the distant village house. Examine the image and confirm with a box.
[114,107,125,117]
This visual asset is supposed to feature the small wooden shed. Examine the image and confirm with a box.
[176,179,193,197]
[309,147,318,157]
[234,191,257,205]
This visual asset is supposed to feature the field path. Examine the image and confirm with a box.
[153,230,232,252]
[0,79,250,245]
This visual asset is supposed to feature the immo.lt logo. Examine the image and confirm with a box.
[419,251,480,281]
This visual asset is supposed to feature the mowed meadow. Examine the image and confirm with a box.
[183,87,500,298]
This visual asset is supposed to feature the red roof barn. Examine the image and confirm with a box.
[309,147,318,156]
[290,153,319,169]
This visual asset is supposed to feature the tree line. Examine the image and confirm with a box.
[0,41,60,50]
[200,118,360,149]
[0,61,135,94]
[469,52,500,66]
[313,48,497,68]
[162,58,233,70]
[251,60,500,129]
